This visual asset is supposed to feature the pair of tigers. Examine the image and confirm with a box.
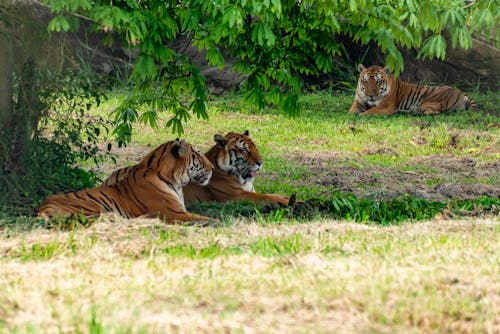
[37,131,292,224]
[349,64,476,116]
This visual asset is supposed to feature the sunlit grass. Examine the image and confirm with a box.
[94,90,500,162]
[1,84,499,333]
[1,217,499,333]
[64,90,497,223]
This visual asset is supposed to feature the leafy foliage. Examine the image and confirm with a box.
[42,0,499,140]
[0,67,112,216]
[37,67,112,165]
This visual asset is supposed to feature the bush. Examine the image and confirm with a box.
[0,66,112,216]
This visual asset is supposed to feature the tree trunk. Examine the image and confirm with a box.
[9,58,41,172]
[0,5,15,171]
[0,2,42,173]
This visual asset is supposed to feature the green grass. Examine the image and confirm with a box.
[99,90,498,161]
[186,194,499,225]
[1,89,499,333]
[2,90,498,224]
[1,217,499,333]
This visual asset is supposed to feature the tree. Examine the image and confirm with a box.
[0,2,46,172]
[37,0,500,142]
[0,1,111,214]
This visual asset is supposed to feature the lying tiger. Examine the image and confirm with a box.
[104,131,293,207]
[349,64,476,116]
[37,139,216,223]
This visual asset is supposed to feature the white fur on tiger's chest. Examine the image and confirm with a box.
[243,182,255,192]
[365,99,379,107]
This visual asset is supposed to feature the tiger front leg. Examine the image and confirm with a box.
[359,103,397,116]
[240,190,292,206]
[145,197,219,224]
[348,100,364,114]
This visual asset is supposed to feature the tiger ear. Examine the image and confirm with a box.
[214,134,228,149]
[172,139,189,158]
[383,66,390,74]
[242,130,250,136]
[358,64,366,72]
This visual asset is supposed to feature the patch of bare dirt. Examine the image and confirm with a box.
[289,153,500,201]
[96,144,499,202]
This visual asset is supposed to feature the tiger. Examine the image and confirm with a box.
[349,64,477,116]
[183,130,293,206]
[103,131,293,207]
[37,139,216,224]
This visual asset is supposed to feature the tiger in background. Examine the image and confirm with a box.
[349,64,476,116]
[37,139,216,224]
[103,131,294,207]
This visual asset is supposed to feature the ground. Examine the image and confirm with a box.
[96,140,500,205]
[291,153,500,201]
[1,92,498,333]
[1,217,499,333]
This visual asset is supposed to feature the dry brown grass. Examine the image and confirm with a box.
[1,216,499,333]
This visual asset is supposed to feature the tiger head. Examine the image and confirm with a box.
[209,130,263,188]
[356,64,393,107]
[142,139,213,187]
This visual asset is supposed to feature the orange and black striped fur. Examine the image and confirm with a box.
[349,64,476,116]
[103,131,293,206]
[183,131,292,206]
[37,139,215,223]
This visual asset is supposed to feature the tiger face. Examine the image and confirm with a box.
[187,146,213,186]
[213,130,263,188]
[166,139,213,187]
[357,64,392,107]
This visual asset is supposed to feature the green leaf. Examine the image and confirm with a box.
[190,100,208,120]
[280,92,299,117]
[47,16,71,32]
[139,110,158,128]
[224,6,243,28]
[133,55,156,79]
[262,23,276,46]
[405,0,416,12]
[166,117,184,135]
[418,35,447,60]
[349,0,357,12]
[244,87,265,109]
[419,2,441,31]
[385,49,404,76]
[268,86,282,105]
[206,48,225,69]
[458,28,472,49]
[232,60,251,74]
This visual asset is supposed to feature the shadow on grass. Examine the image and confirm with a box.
[0,212,97,232]
[2,194,497,231]
[187,193,499,226]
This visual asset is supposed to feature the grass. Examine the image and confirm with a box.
[1,89,499,332]
[88,89,499,208]
[0,217,499,333]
